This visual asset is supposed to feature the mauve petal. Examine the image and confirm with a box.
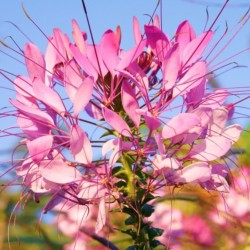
[14,76,34,97]
[85,102,103,120]
[70,44,98,81]
[200,89,228,109]
[208,107,228,136]
[145,25,170,62]
[24,172,49,193]
[173,61,206,97]
[222,124,242,143]
[102,139,117,157]
[100,30,120,72]
[27,135,53,163]
[78,181,104,200]
[73,77,94,116]
[32,79,66,114]
[175,162,211,183]
[40,158,82,184]
[102,106,132,137]
[153,154,180,171]
[182,30,213,66]
[175,20,196,51]
[10,99,54,126]
[162,113,200,139]
[95,197,106,233]
[163,43,180,91]
[24,43,45,82]
[72,19,87,55]
[117,40,146,70]
[64,60,83,102]
[133,16,142,45]
[70,124,92,164]
[190,136,232,161]
[136,109,161,131]
[122,82,140,127]
[17,113,51,138]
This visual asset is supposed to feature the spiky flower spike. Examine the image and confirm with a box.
[1,1,249,249]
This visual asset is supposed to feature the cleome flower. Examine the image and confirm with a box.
[0,2,248,248]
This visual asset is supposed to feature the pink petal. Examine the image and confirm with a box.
[100,30,120,72]
[24,43,45,82]
[223,124,242,143]
[133,16,142,45]
[27,135,53,163]
[78,181,105,200]
[95,197,106,233]
[85,102,103,120]
[136,109,161,131]
[211,174,229,192]
[72,19,87,55]
[102,139,117,157]
[175,162,211,183]
[208,107,228,136]
[70,124,92,164]
[145,25,170,62]
[175,20,196,51]
[70,44,98,81]
[119,64,149,97]
[86,44,108,76]
[64,60,83,102]
[102,106,132,137]
[102,138,125,165]
[10,99,55,126]
[185,77,206,107]
[17,113,51,138]
[14,75,34,97]
[153,15,160,28]
[173,61,206,97]
[200,89,228,109]
[121,82,140,127]
[154,131,165,155]
[190,136,232,161]
[162,113,200,139]
[184,107,212,143]
[53,28,68,61]
[153,154,180,171]
[117,40,146,70]
[163,43,180,91]
[40,158,82,184]
[24,172,49,193]
[73,77,94,116]
[115,25,121,47]
[32,78,66,114]
[182,30,213,66]
[44,37,58,85]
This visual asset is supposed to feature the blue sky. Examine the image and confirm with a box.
[0,0,249,159]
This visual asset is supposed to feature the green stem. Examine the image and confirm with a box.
[120,153,136,198]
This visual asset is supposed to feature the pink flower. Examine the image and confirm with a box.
[1,5,247,248]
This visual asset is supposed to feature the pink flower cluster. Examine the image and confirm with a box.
[148,166,250,249]
[3,12,243,247]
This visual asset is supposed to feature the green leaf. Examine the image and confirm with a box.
[148,227,164,238]
[143,193,156,204]
[150,239,162,248]
[123,206,135,216]
[112,166,123,175]
[141,204,154,217]
[116,180,127,188]
[125,216,137,225]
